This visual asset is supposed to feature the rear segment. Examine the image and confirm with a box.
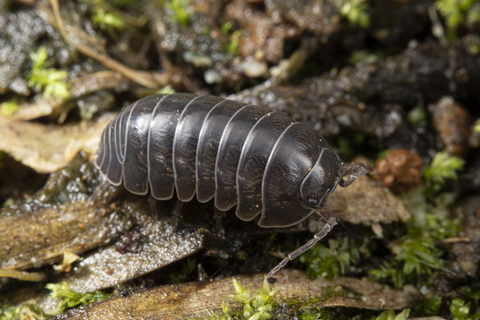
[95,100,137,185]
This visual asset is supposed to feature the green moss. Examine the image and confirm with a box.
[376,149,392,162]
[334,0,370,28]
[373,309,410,320]
[298,309,333,320]
[27,47,70,100]
[300,237,369,280]
[467,4,480,25]
[369,227,457,289]
[407,103,427,127]
[92,8,125,31]
[165,0,192,26]
[0,302,51,320]
[349,50,384,65]
[423,151,464,194]
[0,282,111,320]
[369,233,444,290]
[450,298,480,320]
[414,296,442,317]
[193,277,277,320]
[435,0,479,39]
[82,0,127,34]
[169,258,196,283]
[467,38,480,54]
[194,278,353,320]
[1,198,14,207]
[474,119,480,134]
[107,0,137,7]
[0,99,18,117]
[221,22,242,56]
[46,282,112,314]
[156,85,176,94]
[369,187,460,289]
[336,132,365,160]
[461,287,480,304]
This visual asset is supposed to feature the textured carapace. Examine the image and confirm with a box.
[95,93,368,277]
[96,93,343,227]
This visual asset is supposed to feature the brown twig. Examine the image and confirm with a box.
[104,2,150,27]
[11,71,130,121]
[0,269,46,282]
[443,237,472,244]
[14,0,37,6]
[230,37,321,100]
[48,0,169,89]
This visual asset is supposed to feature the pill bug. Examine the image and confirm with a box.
[94,93,368,277]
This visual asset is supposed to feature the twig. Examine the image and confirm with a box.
[104,2,150,27]
[0,268,47,282]
[11,71,130,121]
[230,37,321,100]
[48,0,169,89]
[428,5,449,47]
[13,0,36,6]
[443,236,471,244]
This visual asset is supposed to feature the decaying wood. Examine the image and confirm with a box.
[10,71,129,121]
[0,113,114,173]
[0,269,46,282]
[65,218,203,293]
[0,200,132,271]
[326,175,411,225]
[48,0,169,89]
[54,269,418,320]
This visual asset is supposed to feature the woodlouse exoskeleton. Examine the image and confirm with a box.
[94,93,369,278]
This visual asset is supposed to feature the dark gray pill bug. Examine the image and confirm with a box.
[94,93,370,277]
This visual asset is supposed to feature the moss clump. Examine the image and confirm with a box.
[45,282,112,315]
[334,0,370,28]
[450,298,480,320]
[165,0,193,26]
[27,47,70,100]
[0,99,18,117]
[221,21,242,56]
[372,309,410,320]
[369,185,460,289]
[423,151,464,192]
[436,0,480,39]
[195,277,277,320]
[169,258,197,284]
[300,237,369,280]
[92,8,125,31]
[0,282,111,320]
[473,119,480,134]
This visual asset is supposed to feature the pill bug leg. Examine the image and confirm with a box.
[169,200,185,232]
[213,207,225,237]
[88,179,111,203]
[339,163,374,188]
[266,211,337,279]
[147,197,184,231]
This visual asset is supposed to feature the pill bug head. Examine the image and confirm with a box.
[300,148,344,210]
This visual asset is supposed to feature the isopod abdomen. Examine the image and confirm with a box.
[95,93,368,277]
